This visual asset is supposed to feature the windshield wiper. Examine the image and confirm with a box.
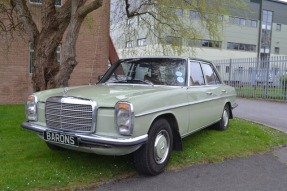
[112,79,153,85]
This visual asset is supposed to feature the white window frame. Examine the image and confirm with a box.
[29,43,61,73]
[275,47,280,54]
[29,0,62,7]
[276,24,281,31]
[126,41,133,48]
[56,45,61,64]
[29,42,35,74]
[137,38,147,47]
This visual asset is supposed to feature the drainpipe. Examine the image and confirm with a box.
[257,0,263,63]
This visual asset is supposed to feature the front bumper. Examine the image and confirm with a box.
[21,122,148,148]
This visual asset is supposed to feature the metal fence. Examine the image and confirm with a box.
[213,56,287,100]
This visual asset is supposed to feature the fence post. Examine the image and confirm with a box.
[264,59,270,98]
[228,59,232,85]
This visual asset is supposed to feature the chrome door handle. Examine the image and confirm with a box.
[206,92,212,95]
[221,90,226,93]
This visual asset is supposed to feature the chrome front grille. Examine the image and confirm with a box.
[45,97,97,133]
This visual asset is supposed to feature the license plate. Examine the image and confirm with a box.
[44,131,79,146]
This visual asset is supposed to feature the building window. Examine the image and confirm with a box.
[29,43,61,73]
[218,15,223,21]
[202,40,222,48]
[238,67,243,72]
[127,19,132,26]
[251,20,257,27]
[226,66,230,73]
[137,38,147,46]
[187,39,201,47]
[166,36,181,45]
[188,39,221,48]
[29,0,62,6]
[275,47,280,54]
[56,45,61,64]
[29,43,35,74]
[190,10,200,19]
[216,65,221,71]
[240,18,246,26]
[262,10,273,30]
[171,8,183,17]
[228,16,257,28]
[125,41,133,48]
[234,17,240,25]
[276,24,281,31]
[227,42,256,52]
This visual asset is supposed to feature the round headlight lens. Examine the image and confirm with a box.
[26,95,38,121]
[115,102,134,136]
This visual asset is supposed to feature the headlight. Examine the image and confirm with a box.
[115,102,134,136]
[26,95,38,121]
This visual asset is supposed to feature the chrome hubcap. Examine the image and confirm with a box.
[223,109,229,127]
[154,130,170,164]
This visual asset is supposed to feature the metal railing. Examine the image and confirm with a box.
[213,56,287,100]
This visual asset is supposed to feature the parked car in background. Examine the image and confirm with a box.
[22,57,237,175]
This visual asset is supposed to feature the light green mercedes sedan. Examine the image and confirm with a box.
[22,57,237,175]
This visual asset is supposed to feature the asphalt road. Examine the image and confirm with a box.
[93,98,287,191]
[233,98,287,133]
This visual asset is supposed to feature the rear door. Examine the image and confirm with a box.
[201,62,226,122]
[186,61,214,133]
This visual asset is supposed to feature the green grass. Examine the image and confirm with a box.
[235,86,287,100]
[1,105,287,191]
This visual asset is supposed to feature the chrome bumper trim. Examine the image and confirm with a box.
[21,122,148,147]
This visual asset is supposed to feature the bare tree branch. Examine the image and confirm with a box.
[77,0,103,18]
[10,0,39,41]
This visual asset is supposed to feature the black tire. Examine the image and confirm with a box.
[46,142,63,151]
[215,104,230,131]
[134,118,173,176]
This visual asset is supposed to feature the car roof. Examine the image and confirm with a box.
[119,56,211,63]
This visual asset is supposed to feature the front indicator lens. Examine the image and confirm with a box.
[115,102,134,136]
[26,95,38,121]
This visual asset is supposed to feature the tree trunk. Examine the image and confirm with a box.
[47,0,85,89]
[10,0,103,91]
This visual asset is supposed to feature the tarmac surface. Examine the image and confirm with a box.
[233,98,287,133]
[94,98,287,191]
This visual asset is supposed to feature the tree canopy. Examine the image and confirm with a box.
[111,0,247,56]
[0,0,247,91]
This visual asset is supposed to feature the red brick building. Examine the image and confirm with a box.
[0,0,116,104]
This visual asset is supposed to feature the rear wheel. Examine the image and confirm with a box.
[134,118,173,175]
[215,104,230,131]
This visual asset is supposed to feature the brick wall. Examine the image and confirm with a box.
[0,1,110,104]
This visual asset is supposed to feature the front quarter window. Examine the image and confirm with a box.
[201,63,221,85]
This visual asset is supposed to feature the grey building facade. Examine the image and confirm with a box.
[111,0,287,61]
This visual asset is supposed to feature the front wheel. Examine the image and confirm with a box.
[215,104,230,131]
[134,118,173,176]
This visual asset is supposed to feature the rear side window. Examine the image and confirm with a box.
[201,63,221,85]
[189,61,205,86]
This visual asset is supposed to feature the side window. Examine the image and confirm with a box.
[189,61,205,86]
[201,63,221,85]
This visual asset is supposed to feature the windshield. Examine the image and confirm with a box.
[100,58,187,86]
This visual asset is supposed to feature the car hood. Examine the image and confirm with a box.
[35,84,180,108]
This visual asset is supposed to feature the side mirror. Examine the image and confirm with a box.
[98,75,103,81]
